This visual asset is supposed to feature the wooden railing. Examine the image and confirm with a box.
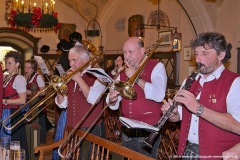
[35,124,155,160]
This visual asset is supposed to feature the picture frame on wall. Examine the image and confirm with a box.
[184,47,192,61]
[158,31,172,46]
[58,23,76,41]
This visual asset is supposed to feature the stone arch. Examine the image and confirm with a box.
[0,27,41,74]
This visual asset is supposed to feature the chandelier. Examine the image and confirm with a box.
[5,0,60,33]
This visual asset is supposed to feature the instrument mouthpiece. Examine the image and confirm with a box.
[2,69,8,73]
[196,63,202,68]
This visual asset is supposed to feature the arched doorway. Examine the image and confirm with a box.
[0,27,40,74]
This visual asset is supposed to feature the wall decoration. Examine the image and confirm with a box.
[184,47,192,61]
[58,23,76,41]
[115,18,125,32]
[172,32,181,51]
[147,10,170,31]
[128,14,144,37]
[6,0,60,33]
[171,32,181,41]
[158,31,172,46]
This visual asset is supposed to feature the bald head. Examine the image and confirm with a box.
[124,37,144,48]
[123,37,145,68]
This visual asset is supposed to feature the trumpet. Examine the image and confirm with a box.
[115,64,119,74]
[58,39,162,158]
[142,65,200,148]
[2,51,104,130]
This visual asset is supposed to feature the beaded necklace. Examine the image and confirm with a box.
[3,74,18,88]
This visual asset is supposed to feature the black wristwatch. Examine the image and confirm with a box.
[196,104,204,116]
[135,77,141,84]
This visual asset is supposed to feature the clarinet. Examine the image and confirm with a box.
[2,69,8,73]
[142,65,200,148]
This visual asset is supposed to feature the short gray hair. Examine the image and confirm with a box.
[69,45,90,61]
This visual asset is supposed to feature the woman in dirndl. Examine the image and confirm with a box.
[1,51,29,160]
[24,58,46,143]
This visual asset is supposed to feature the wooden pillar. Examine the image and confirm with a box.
[26,97,40,160]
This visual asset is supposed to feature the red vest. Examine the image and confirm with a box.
[178,69,240,159]
[120,59,162,125]
[67,73,102,128]
[3,75,19,109]
[26,73,40,91]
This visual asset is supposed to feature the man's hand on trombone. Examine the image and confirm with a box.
[124,60,136,78]
[109,85,119,106]
[72,72,82,83]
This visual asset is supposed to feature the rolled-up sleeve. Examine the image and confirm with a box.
[55,96,68,108]
[144,62,167,102]
[13,75,26,93]
[87,80,106,105]
[106,93,122,110]
[227,77,240,122]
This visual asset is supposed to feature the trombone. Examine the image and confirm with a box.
[2,51,104,131]
[58,39,162,159]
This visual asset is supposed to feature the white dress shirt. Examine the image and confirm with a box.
[107,62,167,110]
[178,65,240,144]
[4,75,27,93]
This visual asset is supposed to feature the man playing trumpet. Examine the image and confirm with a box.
[108,37,167,158]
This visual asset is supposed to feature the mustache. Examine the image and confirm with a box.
[196,63,205,68]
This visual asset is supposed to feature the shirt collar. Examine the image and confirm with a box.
[74,65,91,90]
[81,65,91,76]
[196,64,225,81]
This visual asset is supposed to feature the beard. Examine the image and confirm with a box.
[198,60,219,75]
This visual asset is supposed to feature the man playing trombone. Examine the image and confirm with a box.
[54,45,106,160]
[108,37,167,158]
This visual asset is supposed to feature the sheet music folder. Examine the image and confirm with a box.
[86,68,114,83]
[119,116,159,132]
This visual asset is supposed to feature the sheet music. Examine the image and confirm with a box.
[86,68,114,83]
[34,56,50,75]
[119,116,159,132]
[55,64,65,76]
